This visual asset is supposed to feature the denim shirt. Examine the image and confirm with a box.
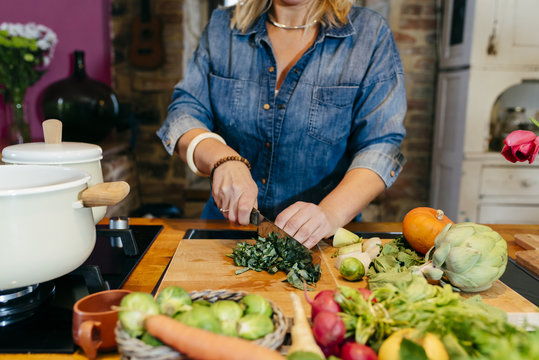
[157,6,407,220]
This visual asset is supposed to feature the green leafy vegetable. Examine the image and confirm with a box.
[399,338,429,360]
[367,236,424,277]
[335,281,539,359]
[228,232,321,290]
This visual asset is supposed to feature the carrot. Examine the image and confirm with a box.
[145,314,286,360]
[286,292,325,360]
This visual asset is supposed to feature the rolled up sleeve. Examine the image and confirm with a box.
[347,35,407,188]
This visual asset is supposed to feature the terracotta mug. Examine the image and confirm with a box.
[72,289,132,359]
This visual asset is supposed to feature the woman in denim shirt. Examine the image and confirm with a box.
[157,0,406,248]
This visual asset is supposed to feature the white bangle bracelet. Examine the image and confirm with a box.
[186,132,226,177]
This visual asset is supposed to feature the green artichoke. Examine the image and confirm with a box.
[431,222,507,292]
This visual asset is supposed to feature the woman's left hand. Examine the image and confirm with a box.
[274,202,338,249]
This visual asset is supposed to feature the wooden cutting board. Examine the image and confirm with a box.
[514,234,539,276]
[157,238,538,327]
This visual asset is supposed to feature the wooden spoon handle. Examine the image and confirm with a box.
[80,181,130,207]
[43,119,63,144]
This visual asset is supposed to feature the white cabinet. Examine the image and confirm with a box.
[440,0,539,70]
[457,154,539,224]
[430,0,539,224]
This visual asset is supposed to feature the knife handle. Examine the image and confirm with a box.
[249,209,260,226]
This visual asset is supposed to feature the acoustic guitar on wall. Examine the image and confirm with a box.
[128,0,165,69]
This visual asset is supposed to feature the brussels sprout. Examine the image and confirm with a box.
[141,331,163,347]
[237,313,274,340]
[220,319,239,337]
[174,306,221,333]
[118,292,160,338]
[193,299,212,307]
[211,300,244,322]
[155,286,192,316]
[239,294,273,318]
[210,300,244,337]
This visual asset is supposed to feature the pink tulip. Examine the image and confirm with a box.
[501,130,539,164]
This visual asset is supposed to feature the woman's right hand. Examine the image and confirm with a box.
[211,160,258,225]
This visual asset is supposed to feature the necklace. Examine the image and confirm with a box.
[267,15,318,30]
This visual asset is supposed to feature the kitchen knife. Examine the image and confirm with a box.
[249,208,321,264]
[249,208,294,240]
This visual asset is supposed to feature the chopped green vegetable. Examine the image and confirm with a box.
[228,232,321,290]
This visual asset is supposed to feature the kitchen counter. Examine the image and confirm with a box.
[1,219,538,359]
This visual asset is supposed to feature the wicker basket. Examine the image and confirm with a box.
[116,289,288,360]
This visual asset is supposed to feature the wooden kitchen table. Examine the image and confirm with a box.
[1,219,537,360]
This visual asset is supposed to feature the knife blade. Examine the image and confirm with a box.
[249,208,321,263]
[249,208,295,241]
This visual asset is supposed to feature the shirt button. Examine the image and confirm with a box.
[277,104,284,110]
[265,142,271,148]
[261,178,267,184]
[390,170,395,177]
[293,69,299,74]
[263,104,270,110]
[269,66,275,73]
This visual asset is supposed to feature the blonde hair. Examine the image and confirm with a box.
[231,0,352,33]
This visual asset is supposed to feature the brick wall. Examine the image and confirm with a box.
[109,0,439,222]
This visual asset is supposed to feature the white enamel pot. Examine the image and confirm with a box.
[0,165,130,290]
[1,120,107,224]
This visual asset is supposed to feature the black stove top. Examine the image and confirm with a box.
[0,224,163,354]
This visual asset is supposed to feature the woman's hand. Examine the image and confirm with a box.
[274,202,339,249]
[211,161,258,226]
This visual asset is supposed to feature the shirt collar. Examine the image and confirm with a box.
[231,11,356,44]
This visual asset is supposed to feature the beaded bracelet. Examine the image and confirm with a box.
[209,156,251,202]
[214,155,251,171]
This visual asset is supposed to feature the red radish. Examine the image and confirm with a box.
[320,343,341,358]
[312,311,345,348]
[358,288,377,303]
[340,341,378,360]
[305,289,341,320]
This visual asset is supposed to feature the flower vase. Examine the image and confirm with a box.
[5,88,31,144]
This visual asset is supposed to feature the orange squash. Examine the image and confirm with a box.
[402,207,453,254]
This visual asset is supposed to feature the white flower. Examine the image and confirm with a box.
[23,22,40,39]
[36,38,49,50]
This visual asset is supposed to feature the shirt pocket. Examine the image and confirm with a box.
[209,73,257,128]
[308,86,357,145]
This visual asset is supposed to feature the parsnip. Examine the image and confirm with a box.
[286,293,325,360]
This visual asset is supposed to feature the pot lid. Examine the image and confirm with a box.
[1,142,103,164]
[0,165,91,196]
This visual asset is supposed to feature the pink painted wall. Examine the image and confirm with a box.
[0,0,111,141]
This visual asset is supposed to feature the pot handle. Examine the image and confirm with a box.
[80,181,130,208]
[43,119,63,144]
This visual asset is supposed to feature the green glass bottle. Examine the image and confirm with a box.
[41,50,119,143]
